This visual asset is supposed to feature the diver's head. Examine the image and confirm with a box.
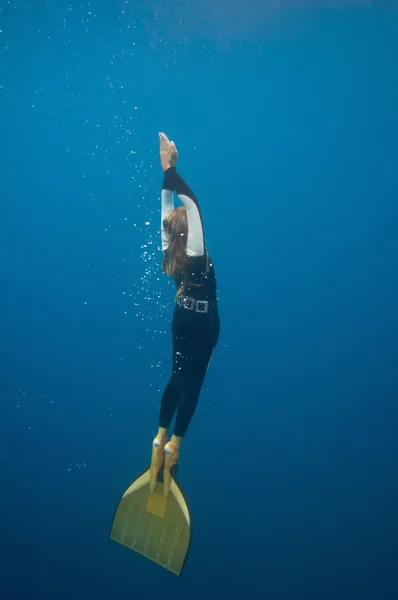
[163,206,188,242]
[162,207,188,277]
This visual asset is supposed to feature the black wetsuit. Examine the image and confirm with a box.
[159,167,220,437]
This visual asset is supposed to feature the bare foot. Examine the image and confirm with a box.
[150,432,167,493]
[162,440,179,497]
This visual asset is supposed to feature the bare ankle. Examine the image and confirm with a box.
[171,434,182,449]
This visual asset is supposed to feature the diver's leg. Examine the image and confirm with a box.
[175,334,216,437]
[158,377,179,431]
[150,375,179,492]
[162,376,205,497]
[158,325,187,425]
[163,338,216,496]
[150,320,185,491]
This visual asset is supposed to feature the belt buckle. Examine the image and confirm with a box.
[181,296,195,310]
[196,300,208,313]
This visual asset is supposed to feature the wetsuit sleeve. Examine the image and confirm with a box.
[161,187,174,251]
[162,166,205,257]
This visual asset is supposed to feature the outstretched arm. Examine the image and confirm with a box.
[161,186,174,251]
[162,167,205,257]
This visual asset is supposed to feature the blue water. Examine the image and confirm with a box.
[1,1,397,598]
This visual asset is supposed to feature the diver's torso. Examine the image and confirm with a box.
[172,252,219,341]
[173,253,217,302]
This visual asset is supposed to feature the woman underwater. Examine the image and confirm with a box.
[150,133,220,496]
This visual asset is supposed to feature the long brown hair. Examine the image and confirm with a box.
[162,207,188,297]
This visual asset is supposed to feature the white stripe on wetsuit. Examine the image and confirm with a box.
[161,189,174,251]
[176,193,204,257]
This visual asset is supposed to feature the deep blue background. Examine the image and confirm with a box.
[1,1,397,598]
